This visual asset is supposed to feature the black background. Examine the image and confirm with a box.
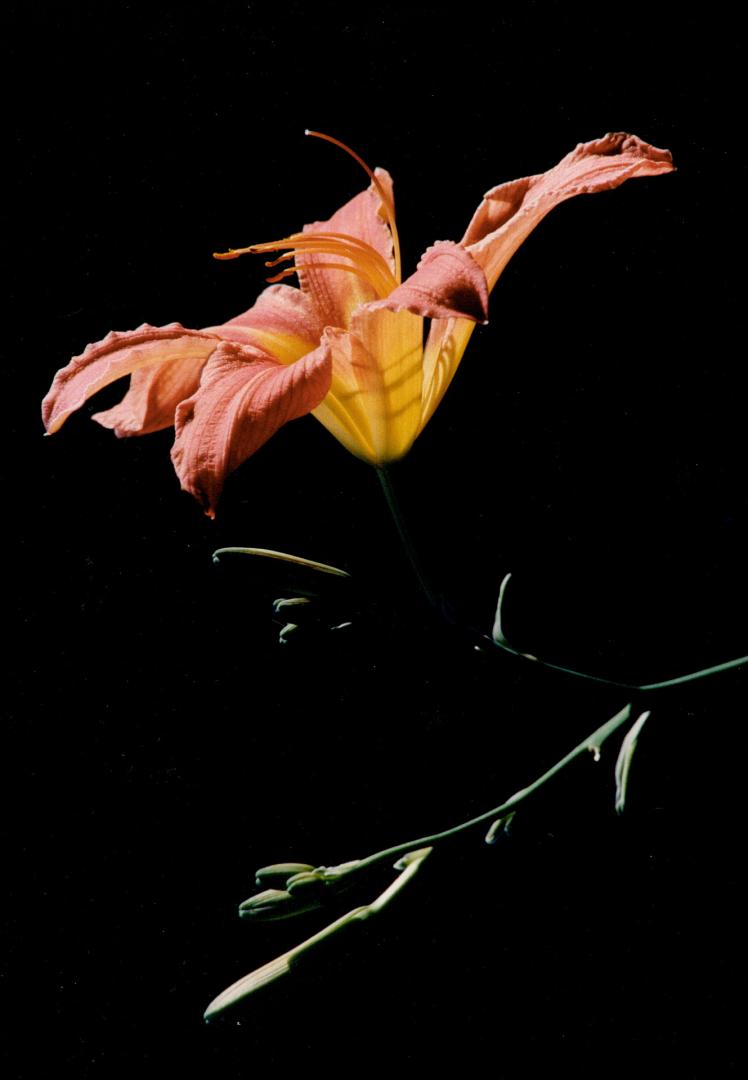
[4,3,747,1076]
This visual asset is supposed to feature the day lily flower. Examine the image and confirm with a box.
[42,131,673,516]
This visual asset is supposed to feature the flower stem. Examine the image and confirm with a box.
[487,632,748,694]
[373,467,747,693]
[354,703,635,872]
[375,465,440,610]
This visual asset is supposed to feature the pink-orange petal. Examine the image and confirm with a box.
[463,132,674,289]
[93,353,209,436]
[296,168,396,328]
[419,132,674,432]
[42,323,223,435]
[171,341,332,517]
[207,284,325,364]
[374,241,489,323]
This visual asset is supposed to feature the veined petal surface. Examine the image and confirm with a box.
[42,324,224,435]
[55,286,326,438]
[208,284,324,364]
[171,340,332,517]
[93,354,209,436]
[313,304,423,464]
[376,241,488,323]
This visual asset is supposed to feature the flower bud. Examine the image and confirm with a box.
[286,871,328,898]
[255,862,316,889]
[614,710,651,815]
[272,597,312,613]
[319,859,362,883]
[485,811,516,845]
[238,888,322,921]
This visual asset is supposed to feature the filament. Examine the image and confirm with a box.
[215,231,397,297]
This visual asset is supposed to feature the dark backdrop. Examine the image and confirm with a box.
[5,4,746,1076]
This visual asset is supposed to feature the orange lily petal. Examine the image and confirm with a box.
[171,340,332,517]
[313,304,423,464]
[42,323,224,435]
[93,355,209,437]
[44,285,326,438]
[208,284,324,365]
[463,132,674,288]
[419,132,674,431]
[375,241,489,323]
[296,168,396,328]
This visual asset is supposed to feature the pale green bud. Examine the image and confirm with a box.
[255,862,315,888]
[238,888,322,921]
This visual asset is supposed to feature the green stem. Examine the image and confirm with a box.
[374,467,748,694]
[355,703,634,872]
[637,654,748,689]
[488,633,748,693]
[375,465,439,609]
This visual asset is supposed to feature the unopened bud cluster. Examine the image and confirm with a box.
[239,859,363,921]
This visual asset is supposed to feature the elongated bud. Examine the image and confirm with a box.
[615,710,651,815]
[492,573,512,645]
[393,847,433,871]
[255,862,316,888]
[213,546,350,578]
[238,888,322,921]
[272,597,312,612]
[286,871,328,898]
[485,811,516,845]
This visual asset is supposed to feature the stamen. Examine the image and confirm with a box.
[305,130,402,285]
[265,267,300,284]
[265,262,375,285]
[215,231,396,297]
[264,254,295,268]
[251,231,396,285]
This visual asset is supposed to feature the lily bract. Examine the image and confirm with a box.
[43,131,673,516]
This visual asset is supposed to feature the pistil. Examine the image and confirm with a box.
[305,130,402,285]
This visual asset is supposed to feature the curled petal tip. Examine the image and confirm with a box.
[42,324,221,436]
[377,241,489,323]
[588,131,673,166]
